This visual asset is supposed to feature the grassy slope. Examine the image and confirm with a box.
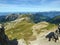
[41,23,56,30]
[5,15,34,40]
[5,14,57,41]
[5,18,34,40]
[5,21,57,40]
[32,22,57,34]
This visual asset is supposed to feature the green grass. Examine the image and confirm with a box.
[5,20,34,40]
[41,23,56,30]
[37,23,57,34]
[5,16,57,40]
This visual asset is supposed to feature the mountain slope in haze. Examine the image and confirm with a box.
[0,11,60,23]
[50,15,60,24]
[0,14,18,23]
[31,13,51,23]
[35,11,60,18]
[5,14,18,21]
[0,13,51,23]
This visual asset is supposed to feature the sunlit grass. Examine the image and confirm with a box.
[41,23,56,30]
[5,20,34,40]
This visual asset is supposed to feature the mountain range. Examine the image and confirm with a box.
[0,11,59,45]
[0,11,60,24]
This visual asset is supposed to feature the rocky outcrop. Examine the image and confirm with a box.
[0,25,8,45]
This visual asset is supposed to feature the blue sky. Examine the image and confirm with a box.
[0,0,60,12]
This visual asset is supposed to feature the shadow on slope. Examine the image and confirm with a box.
[0,24,18,45]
